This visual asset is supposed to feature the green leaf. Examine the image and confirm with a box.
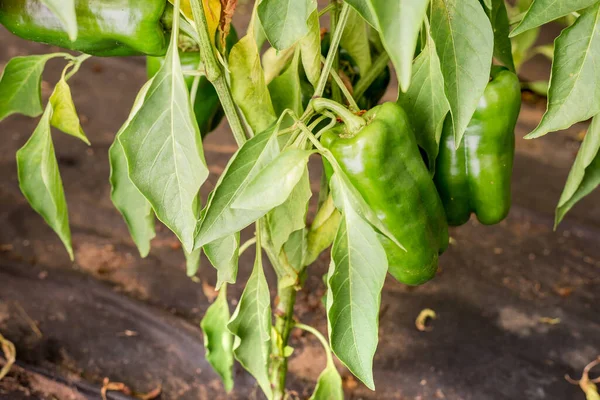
[267,167,311,254]
[310,363,344,400]
[232,149,313,211]
[0,54,58,121]
[109,80,155,258]
[397,27,449,172]
[258,0,316,50]
[263,46,296,85]
[229,35,277,134]
[526,4,600,139]
[201,286,234,392]
[49,73,90,145]
[367,0,430,93]
[555,115,600,227]
[430,0,494,145]
[16,105,73,260]
[195,127,280,248]
[227,249,272,399]
[484,0,516,71]
[305,195,341,266]
[268,50,303,124]
[299,9,322,87]
[344,0,379,29]
[204,233,240,288]
[119,32,208,253]
[510,0,597,37]
[341,7,372,78]
[283,228,308,271]
[40,0,78,41]
[326,173,388,390]
[185,247,202,277]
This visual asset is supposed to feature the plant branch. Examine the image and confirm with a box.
[321,55,359,111]
[314,2,350,99]
[188,0,248,146]
[271,284,297,400]
[353,51,390,101]
[295,323,334,366]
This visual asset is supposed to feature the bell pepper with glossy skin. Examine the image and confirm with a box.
[434,66,521,226]
[317,99,449,285]
[146,28,238,137]
[0,0,167,56]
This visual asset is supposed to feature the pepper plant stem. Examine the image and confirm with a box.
[353,51,390,100]
[188,0,248,146]
[271,285,297,400]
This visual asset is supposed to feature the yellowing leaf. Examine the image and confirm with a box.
[168,0,221,45]
[49,70,90,145]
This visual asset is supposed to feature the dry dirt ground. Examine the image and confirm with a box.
[0,21,599,400]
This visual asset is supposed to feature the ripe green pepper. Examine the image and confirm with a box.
[434,66,521,226]
[146,28,238,137]
[301,32,391,110]
[0,0,167,56]
[316,99,449,285]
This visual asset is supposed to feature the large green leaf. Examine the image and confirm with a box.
[555,115,600,227]
[340,8,372,78]
[510,0,597,37]
[397,26,449,172]
[227,249,272,399]
[526,4,600,139]
[195,128,280,249]
[49,72,90,145]
[299,9,322,87]
[204,233,240,289]
[267,168,311,254]
[483,0,515,71]
[258,0,316,50]
[229,35,277,134]
[109,80,155,258]
[201,287,234,392]
[430,0,494,145]
[0,54,58,121]
[119,32,207,253]
[41,0,78,41]
[368,0,430,93]
[283,228,308,272]
[232,149,313,211]
[16,105,73,260]
[326,173,388,390]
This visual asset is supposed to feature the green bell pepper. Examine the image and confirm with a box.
[0,0,167,56]
[317,99,449,285]
[434,66,521,226]
[146,27,238,137]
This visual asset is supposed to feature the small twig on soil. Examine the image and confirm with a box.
[0,333,16,381]
[13,302,42,338]
[101,378,161,400]
[415,308,437,332]
[565,356,600,397]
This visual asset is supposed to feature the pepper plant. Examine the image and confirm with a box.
[0,0,599,398]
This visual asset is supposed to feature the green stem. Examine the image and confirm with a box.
[318,3,336,17]
[321,55,359,111]
[295,323,334,366]
[311,98,365,134]
[238,236,257,256]
[314,2,350,99]
[188,0,248,146]
[353,51,390,100]
[329,2,342,104]
[271,284,297,400]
